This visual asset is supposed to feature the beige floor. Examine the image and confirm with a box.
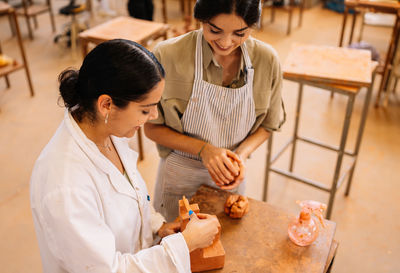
[1,1,400,272]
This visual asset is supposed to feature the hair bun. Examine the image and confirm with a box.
[58,69,80,108]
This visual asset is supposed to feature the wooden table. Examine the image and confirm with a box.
[0,2,34,96]
[78,16,169,161]
[190,185,337,273]
[338,0,400,106]
[264,44,376,219]
[79,16,169,57]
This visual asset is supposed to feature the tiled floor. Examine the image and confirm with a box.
[0,1,399,272]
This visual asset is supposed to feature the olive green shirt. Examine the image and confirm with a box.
[151,30,285,158]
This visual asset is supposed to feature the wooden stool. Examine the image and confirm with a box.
[263,44,376,219]
[261,0,305,35]
[7,0,56,39]
[79,16,169,161]
[0,2,34,97]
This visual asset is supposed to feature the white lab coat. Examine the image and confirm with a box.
[30,111,190,273]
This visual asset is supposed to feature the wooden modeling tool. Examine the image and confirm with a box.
[179,196,225,272]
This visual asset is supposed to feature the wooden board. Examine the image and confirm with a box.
[79,16,168,45]
[283,44,372,87]
[190,185,336,273]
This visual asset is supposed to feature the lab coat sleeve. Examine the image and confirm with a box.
[150,205,166,235]
[39,186,190,273]
[115,233,190,273]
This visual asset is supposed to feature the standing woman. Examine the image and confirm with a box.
[145,0,285,222]
[30,39,219,273]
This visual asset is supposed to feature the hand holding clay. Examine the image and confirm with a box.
[182,213,219,252]
[200,144,241,186]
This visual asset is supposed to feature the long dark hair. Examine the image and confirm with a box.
[59,39,165,122]
[194,0,261,27]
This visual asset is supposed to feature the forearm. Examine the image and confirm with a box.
[235,127,271,160]
[144,123,206,156]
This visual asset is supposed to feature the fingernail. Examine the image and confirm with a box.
[189,210,193,216]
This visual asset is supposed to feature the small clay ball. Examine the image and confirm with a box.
[224,194,249,219]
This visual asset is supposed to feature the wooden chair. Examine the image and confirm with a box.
[261,0,304,35]
[6,0,56,39]
[0,2,34,97]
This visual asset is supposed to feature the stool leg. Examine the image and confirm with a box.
[271,6,275,23]
[48,0,56,32]
[327,94,355,219]
[349,11,357,45]
[138,127,144,161]
[263,132,273,201]
[4,76,11,88]
[358,10,365,42]
[289,83,303,173]
[32,16,38,29]
[180,0,184,16]
[339,6,349,46]
[71,15,77,60]
[12,11,34,96]
[375,14,400,107]
[25,14,34,39]
[345,73,376,196]
[161,0,167,23]
[298,0,304,28]
[8,13,16,36]
[287,7,293,35]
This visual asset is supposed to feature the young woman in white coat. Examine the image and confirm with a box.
[30,39,219,273]
[145,0,285,222]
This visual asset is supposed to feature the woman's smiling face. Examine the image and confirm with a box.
[202,13,252,57]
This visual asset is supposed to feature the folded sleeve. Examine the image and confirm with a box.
[150,204,166,234]
[150,45,166,125]
[260,55,286,132]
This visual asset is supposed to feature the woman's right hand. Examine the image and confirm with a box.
[200,144,241,186]
[181,213,219,252]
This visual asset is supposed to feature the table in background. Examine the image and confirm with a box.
[190,185,337,273]
[338,0,400,106]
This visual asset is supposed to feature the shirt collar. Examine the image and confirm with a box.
[202,36,245,77]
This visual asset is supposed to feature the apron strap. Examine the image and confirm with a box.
[194,31,254,81]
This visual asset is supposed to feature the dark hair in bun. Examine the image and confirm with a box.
[58,39,165,122]
[194,0,261,27]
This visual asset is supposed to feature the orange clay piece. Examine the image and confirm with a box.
[224,194,249,219]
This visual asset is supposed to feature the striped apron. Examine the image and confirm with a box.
[154,31,256,222]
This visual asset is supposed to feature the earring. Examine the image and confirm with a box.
[105,113,109,124]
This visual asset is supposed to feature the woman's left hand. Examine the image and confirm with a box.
[157,222,181,238]
[219,155,246,190]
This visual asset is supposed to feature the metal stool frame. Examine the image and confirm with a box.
[263,71,376,219]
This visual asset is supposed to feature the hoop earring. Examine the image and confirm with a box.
[105,113,109,124]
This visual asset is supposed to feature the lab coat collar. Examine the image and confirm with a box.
[63,110,140,201]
